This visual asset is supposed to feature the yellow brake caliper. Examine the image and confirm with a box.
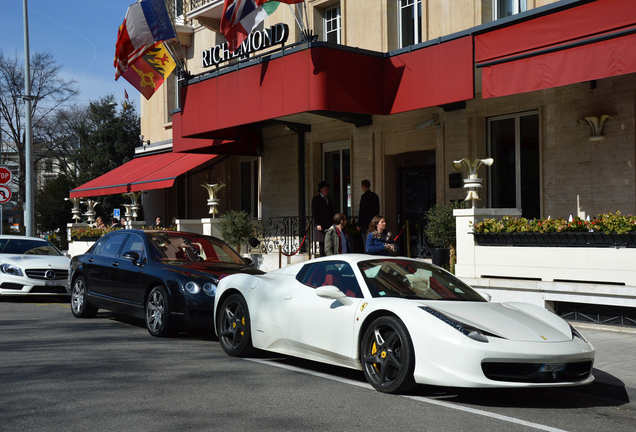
[372,342,381,372]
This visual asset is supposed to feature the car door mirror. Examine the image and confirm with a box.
[122,251,140,264]
[243,257,253,266]
[315,285,353,306]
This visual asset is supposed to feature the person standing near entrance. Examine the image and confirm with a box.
[357,179,380,233]
[325,213,352,256]
[312,181,335,257]
[366,215,398,255]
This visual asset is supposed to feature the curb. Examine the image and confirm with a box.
[571,322,636,335]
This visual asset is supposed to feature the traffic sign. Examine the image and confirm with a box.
[0,185,12,203]
[0,166,11,185]
[113,208,120,218]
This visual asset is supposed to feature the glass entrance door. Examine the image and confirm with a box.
[397,151,436,257]
[322,141,351,218]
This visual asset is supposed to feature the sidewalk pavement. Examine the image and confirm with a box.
[572,322,636,403]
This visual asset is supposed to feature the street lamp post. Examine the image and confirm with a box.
[23,0,34,236]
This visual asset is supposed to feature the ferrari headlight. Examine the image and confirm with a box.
[420,306,489,343]
[202,282,217,297]
[569,324,588,343]
[1,264,24,277]
[184,281,201,294]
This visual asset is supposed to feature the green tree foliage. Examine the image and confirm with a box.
[35,174,73,248]
[219,210,255,254]
[68,95,140,219]
[425,201,464,248]
[71,95,139,185]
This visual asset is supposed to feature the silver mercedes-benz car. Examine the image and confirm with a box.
[0,235,70,296]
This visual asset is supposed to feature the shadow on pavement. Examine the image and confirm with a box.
[255,355,631,409]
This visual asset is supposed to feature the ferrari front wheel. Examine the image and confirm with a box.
[217,294,253,357]
[361,316,416,393]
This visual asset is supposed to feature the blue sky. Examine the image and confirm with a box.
[3,1,141,106]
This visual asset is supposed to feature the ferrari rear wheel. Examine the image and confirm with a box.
[217,294,253,357]
[361,316,416,393]
[71,276,98,318]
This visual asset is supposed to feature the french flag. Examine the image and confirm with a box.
[114,0,176,79]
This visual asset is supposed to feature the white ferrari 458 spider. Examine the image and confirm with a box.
[214,255,595,393]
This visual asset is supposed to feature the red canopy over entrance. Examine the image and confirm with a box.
[173,37,474,153]
[69,152,217,198]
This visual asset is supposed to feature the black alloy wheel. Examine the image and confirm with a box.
[217,294,253,356]
[70,276,98,318]
[361,316,416,393]
[145,285,174,337]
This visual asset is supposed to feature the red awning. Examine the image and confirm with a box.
[476,0,636,98]
[69,152,217,198]
[173,37,473,152]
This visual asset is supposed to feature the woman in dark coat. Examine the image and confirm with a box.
[365,215,398,255]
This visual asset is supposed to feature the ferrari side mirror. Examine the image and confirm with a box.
[316,285,353,306]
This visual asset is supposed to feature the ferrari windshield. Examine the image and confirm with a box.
[358,259,486,301]
[146,231,244,265]
[0,238,62,256]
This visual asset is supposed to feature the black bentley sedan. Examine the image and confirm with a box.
[68,230,263,337]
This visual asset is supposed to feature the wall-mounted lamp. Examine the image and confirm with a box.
[577,115,613,141]
[139,134,151,147]
[415,117,440,130]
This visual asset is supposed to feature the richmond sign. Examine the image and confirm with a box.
[202,23,289,68]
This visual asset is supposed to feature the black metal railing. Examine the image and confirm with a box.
[251,216,314,255]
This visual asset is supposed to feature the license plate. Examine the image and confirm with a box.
[45,280,64,286]
[540,363,566,372]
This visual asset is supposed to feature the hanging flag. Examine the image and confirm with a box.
[221,1,265,53]
[114,0,176,80]
[124,89,129,108]
[120,42,176,100]
[255,0,305,5]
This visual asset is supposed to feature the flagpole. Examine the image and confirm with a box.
[287,4,304,38]
[23,0,34,237]
[303,1,311,39]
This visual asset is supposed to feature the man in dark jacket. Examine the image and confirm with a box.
[357,179,380,233]
[311,181,335,257]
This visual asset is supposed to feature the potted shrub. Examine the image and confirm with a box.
[425,202,463,270]
[219,210,255,254]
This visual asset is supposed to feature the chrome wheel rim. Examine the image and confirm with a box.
[71,278,85,314]
[146,290,165,333]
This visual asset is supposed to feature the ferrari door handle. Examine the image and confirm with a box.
[283,295,292,300]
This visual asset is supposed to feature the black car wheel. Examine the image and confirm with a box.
[70,276,98,318]
[145,285,174,337]
[361,316,416,393]
[217,294,253,356]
